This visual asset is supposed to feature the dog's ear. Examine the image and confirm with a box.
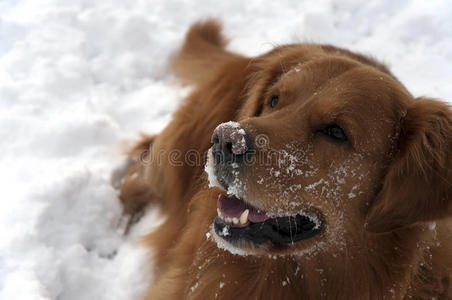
[366,97,452,233]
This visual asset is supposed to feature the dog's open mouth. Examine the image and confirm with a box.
[213,194,323,246]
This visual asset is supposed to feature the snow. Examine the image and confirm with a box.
[210,225,250,257]
[205,149,222,189]
[218,121,241,129]
[0,0,451,299]
[214,122,248,155]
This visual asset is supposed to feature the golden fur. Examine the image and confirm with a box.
[119,20,452,299]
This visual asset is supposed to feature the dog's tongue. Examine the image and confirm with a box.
[217,194,270,223]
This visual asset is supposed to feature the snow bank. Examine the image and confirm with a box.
[0,0,451,299]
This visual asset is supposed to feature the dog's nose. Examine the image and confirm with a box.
[211,122,250,164]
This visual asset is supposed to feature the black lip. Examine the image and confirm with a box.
[213,165,233,192]
[213,213,322,246]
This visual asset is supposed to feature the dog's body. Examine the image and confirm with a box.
[120,20,452,299]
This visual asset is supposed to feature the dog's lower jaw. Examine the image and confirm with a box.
[210,225,255,256]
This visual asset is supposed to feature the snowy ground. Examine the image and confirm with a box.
[0,0,451,299]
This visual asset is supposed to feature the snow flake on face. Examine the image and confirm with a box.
[218,121,241,129]
[347,184,361,199]
[190,282,199,293]
[270,168,281,177]
[294,266,301,276]
[220,226,230,237]
[304,178,326,192]
[301,154,366,206]
[283,63,304,77]
[216,138,367,258]
[260,153,367,257]
[287,184,302,193]
[210,225,249,257]
[256,142,317,203]
[205,149,222,189]
[226,167,247,198]
[273,145,307,177]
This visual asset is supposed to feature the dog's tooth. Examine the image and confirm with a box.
[239,209,249,225]
[226,217,232,223]
[232,217,239,225]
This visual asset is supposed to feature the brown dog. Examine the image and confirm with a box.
[119,20,452,299]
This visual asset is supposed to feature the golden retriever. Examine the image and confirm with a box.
[119,20,452,299]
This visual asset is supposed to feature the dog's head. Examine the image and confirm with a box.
[206,45,452,256]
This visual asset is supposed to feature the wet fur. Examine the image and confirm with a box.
[119,20,452,299]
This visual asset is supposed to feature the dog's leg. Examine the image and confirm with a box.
[119,134,159,231]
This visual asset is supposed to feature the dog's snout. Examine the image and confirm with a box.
[211,122,250,164]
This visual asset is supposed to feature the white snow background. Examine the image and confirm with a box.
[0,0,451,299]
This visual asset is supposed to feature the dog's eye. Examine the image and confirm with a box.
[269,94,279,108]
[320,124,348,142]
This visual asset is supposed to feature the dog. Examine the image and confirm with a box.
[119,20,452,299]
